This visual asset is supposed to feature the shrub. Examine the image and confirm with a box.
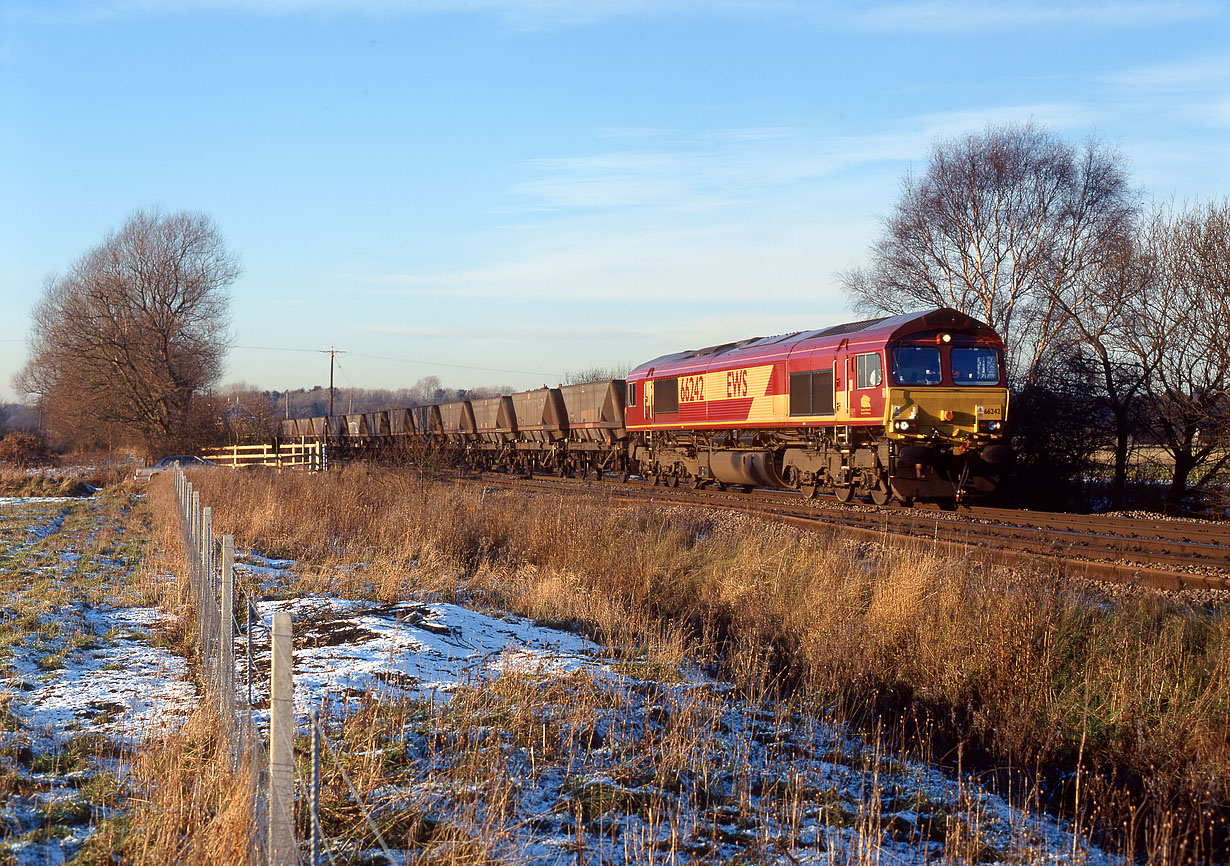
[0,432,45,466]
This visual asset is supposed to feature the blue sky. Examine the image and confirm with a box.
[2,1,1228,400]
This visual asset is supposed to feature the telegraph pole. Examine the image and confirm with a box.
[320,348,345,416]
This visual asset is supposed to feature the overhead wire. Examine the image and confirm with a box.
[233,344,565,379]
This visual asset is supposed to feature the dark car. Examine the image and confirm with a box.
[134,455,214,483]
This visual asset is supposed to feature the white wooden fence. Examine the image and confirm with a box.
[202,441,325,471]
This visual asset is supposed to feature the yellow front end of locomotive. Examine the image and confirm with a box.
[884,387,1009,449]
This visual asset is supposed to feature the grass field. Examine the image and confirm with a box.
[1,466,1227,864]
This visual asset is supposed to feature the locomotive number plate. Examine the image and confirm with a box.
[678,365,775,404]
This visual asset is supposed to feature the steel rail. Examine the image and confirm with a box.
[463,471,1230,594]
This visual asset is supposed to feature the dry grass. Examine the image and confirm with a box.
[70,709,256,866]
[58,481,256,866]
[168,466,1230,863]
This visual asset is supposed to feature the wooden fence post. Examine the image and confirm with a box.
[269,611,296,866]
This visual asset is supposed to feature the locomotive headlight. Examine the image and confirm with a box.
[941,333,952,344]
[978,420,1003,433]
[893,419,918,433]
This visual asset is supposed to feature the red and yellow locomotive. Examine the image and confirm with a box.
[624,307,1010,503]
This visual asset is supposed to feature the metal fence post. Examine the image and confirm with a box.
[269,611,296,866]
[310,709,321,866]
[247,600,254,712]
[221,535,235,723]
[191,490,200,588]
[201,506,213,689]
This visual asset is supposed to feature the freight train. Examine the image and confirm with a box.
[281,308,1012,504]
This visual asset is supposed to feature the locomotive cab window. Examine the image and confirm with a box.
[892,346,941,385]
[951,347,1000,385]
[627,382,637,407]
[855,353,882,389]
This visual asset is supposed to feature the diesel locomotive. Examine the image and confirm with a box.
[281,308,1011,504]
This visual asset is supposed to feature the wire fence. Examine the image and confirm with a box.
[173,467,399,866]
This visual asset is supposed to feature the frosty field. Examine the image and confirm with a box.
[0,483,1138,865]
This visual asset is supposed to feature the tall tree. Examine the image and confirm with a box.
[1138,200,1230,509]
[15,209,239,455]
[1048,225,1161,508]
[841,122,1135,383]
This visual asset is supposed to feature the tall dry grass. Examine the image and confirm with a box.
[171,467,1230,863]
[73,709,257,865]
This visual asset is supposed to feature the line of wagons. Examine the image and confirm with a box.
[280,380,630,479]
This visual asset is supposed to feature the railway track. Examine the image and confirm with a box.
[466,471,1230,594]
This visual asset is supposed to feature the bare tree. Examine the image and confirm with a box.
[564,365,631,385]
[1138,200,1230,509]
[841,122,1135,383]
[1045,225,1163,507]
[15,209,239,456]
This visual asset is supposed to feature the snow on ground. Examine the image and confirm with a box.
[239,596,613,722]
[230,585,1118,866]
[0,497,85,505]
[8,605,195,752]
[0,494,198,865]
[0,495,1124,865]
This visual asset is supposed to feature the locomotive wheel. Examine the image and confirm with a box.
[869,483,892,507]
[647,474,659,486]
[800,483,817,499]
[834,484,855,503]
[668,474,680,488]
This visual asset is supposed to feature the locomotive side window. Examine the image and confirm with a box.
[892,347,941,385]
[951,347,1000,385]
[855,353,883,389]
[627,382,637,407]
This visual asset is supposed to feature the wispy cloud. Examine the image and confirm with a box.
[841,1,1218,33]
[355,213,864,305]
[504,103,1094,214]
[1103,55,1230,93]
[5,0,804,26]
[16,0,1216,32]
[340,102,1108,320]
